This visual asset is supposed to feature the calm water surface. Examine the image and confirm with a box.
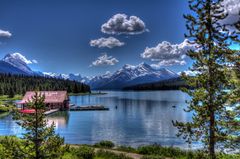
[0,91,198,148]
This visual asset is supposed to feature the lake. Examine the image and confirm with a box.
[0,91,199,148]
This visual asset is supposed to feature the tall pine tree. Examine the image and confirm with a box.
[15,92,65,159]
[173,0,240,158]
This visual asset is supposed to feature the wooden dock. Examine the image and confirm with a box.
[70,105,109,111]
[44,109,60,115]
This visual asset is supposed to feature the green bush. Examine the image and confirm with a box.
[141,155,165,159]
[74,146,95,159]
[137,145,187,158]
[94,140,115,148]
[0,136,26,159]
[0,105,9,112]
[216,153,240,159]
[116,146,137,153]
[96,150,132,159]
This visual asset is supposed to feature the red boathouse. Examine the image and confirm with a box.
[18,91,70,111]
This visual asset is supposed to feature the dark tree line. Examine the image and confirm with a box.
[0,73,91,97]
[123,77,190,91]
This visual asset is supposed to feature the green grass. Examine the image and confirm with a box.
[95,150,132,159]
[94,141,115,148]
[0,105,16,113]
[115,145,137,153]
[1,137,239,159]
[0,112,10,118]
[62,146,133,159]
[0,105,10,112]
[0,95,21,114]
[0,95,22,101]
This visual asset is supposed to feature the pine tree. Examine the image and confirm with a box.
[15,92,65,159]
[173,0,240,158]
[8,87,15,98]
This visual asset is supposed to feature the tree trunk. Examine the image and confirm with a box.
[209,107,215,159]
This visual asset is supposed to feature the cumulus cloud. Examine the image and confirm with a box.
[0,29,12,38]
[101,14,147,35]
[141,39,196,67]
[151,60,186,69]
[90,37,125,48]
[177,70,199,76]
[220,0,240,31]
[91,53,119,67]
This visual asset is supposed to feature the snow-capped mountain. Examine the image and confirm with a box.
[0,53,179,90]
[87,63,179,90]
[42,72,89,83]
[1,53,36,75]
[0,60,30,75]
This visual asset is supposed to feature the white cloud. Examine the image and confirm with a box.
[90,37,124,48]
[141,39,196,67]
[220,0,240,31]
[177,70,199,76]
[91,53,119,67]
[101,13,147,35]
[151,60,186,69]
[32,59,38,64]
[0,29,12,38]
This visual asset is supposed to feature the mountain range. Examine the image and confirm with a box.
[0,53,179,90]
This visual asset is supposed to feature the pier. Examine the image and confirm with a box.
[44,109,60,115]
[70,105,109,111]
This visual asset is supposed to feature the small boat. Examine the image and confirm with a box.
[172,105,176,108]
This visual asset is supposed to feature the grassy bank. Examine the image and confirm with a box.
[0,95,22,101]
[66,141,240,159]
[0,137,239,159]
[90,141,240,159]
[0,95,21,114]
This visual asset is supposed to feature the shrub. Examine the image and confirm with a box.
[141,155,165,159]
[0,136,26,159]
[94,140,115,148]
[0,105,9,112]
[74,146,95,159]
[137,145,187,157]
[96,150,132,159]
[116,145,137,153]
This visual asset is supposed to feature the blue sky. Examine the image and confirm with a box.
[0,0,238,76]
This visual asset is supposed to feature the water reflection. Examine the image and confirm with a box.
[0,91,195,148]
[47,111,70,129]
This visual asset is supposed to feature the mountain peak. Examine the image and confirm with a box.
[3,53,30,65]
[137,62,153,70]
[2,53,34,74]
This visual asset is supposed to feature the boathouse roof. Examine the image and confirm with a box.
[19,91,68,104]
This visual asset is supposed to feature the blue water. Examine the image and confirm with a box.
[0,91,198,148]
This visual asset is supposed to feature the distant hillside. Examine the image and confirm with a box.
[123,77,188,91]
[0,73,91,97]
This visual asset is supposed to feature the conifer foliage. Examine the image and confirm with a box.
[0,73,91,96]
[173,0,240,158]
[15,92,65,159]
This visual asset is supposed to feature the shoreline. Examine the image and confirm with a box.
[68,92,107,96]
